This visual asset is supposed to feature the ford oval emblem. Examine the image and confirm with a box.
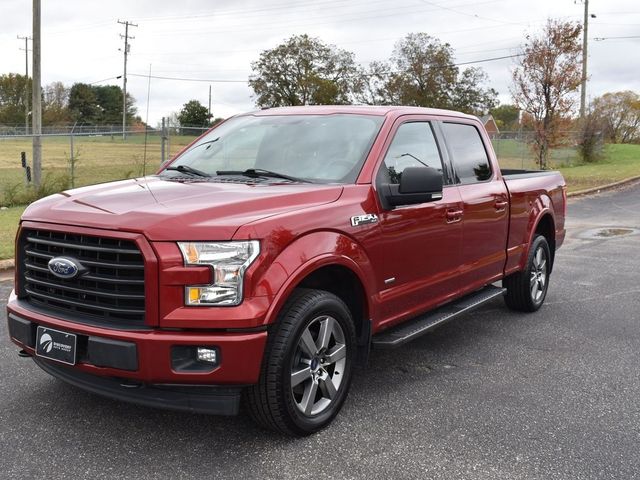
[47,257,81,279]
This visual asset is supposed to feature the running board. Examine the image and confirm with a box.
[372,285,506,349]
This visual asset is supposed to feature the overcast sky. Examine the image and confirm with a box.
[1,0,638,125]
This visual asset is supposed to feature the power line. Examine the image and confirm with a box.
[417,0,524,26]
[88,75,122,85]
[593,35,640,41]
[142,0,504,38]
[127,52,524,85]
[118,19,137,140]
[129,73,246,83]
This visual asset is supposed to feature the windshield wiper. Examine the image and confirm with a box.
[165,165,210,177]
[216,168,311,183]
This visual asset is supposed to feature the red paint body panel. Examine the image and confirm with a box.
[6,106,566,391]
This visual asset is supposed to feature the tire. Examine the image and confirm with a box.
[503,234,551,312]
[245,288,357,436]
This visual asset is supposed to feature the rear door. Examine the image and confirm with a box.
[439,121,509,293]
[372,117,463,328]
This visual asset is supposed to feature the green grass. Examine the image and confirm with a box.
[557,144,640,192]
[0,134,196,205]
[0,207,24,260]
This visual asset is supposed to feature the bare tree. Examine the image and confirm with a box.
[511,19,582,169]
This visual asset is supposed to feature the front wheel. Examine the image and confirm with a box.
[245,289,356,436]
[503,235,551,312]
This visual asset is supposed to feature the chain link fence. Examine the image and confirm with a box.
[489,131,581,170]
[0,125,209,207]
[1,126,583,207]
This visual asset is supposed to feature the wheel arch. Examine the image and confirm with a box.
[257,232,375,344]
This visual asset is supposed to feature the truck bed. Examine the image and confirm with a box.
[501,168,566,275]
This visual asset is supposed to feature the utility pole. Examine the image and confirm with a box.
[17,35,31,135]
[580,0,589,118]
[32,0,42,187]
[208,85,212,122]
[118,19,137,140]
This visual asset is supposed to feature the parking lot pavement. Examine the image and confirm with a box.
[1,182,639,480]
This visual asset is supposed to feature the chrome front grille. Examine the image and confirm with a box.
[19,229,146,327]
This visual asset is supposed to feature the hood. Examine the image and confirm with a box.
[21,176,343,241]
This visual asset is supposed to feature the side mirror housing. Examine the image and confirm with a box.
[381,167,443,208]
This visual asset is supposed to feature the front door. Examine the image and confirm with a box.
[372,118,463,329]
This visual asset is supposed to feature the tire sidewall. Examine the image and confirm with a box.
[280,294,356,434]
[528,235,551,309]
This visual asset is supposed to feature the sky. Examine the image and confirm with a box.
[1,0,639,126]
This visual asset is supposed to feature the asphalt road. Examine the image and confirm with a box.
[1,182,640,479]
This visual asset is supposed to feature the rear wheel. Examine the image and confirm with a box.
[246,289,356,436]
[504,235,551,312]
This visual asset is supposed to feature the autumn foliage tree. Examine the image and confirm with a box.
[592,91,640,143]
[511,19,582,169]
[359,33,497,115]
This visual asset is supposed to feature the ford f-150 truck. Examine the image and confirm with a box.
[6,106,566,436]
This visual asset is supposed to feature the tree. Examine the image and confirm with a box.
[0,73,31,126]
[68,83,136,126]
[591,91,640,143]
[511,19,582,169]
[68,83,100,124]
[43,81,71,125]
[490,104,520,130]
[451,67,498,114]
[177,100,211,135]
[249,34,361,107]
[358,33,497,115]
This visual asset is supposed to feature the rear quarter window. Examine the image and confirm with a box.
[441,122,492,183]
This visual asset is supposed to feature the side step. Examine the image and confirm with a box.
[372,285,506,349]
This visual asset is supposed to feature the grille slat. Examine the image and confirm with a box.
[25,288,146,315]
[25,236,140,254]
[19,229,146,327]
[24,275,145,300]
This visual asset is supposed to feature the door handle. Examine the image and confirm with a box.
[446,209,463,223]
[494,200,508,211]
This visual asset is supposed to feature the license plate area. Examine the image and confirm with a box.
[35,326,77,365]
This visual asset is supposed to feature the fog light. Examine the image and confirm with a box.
[197,347,218,364]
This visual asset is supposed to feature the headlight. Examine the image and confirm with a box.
[177,241,260,306]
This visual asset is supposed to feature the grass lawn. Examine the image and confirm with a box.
[0,207,24,260]
[558,144,640,192]
[0,134,196,205]
[0,140,638,260]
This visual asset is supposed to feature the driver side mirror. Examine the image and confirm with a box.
[381,167,443,208]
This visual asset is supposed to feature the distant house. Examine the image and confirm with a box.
[479,114,500,137]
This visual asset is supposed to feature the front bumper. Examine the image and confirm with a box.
[33,356,242,415]
[7,292,268,413]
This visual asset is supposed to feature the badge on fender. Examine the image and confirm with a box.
[351,214,379,227]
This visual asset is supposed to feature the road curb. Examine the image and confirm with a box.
[567,174,640,198]
[0,259,14,271]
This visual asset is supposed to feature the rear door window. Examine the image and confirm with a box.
[441,122,492,183]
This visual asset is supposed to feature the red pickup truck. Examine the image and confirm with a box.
[6,106,566,435]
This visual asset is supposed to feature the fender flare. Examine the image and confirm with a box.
[252,231,376,327]
[520,197,556,271]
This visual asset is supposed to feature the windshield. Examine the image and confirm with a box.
[163,114,384,184]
